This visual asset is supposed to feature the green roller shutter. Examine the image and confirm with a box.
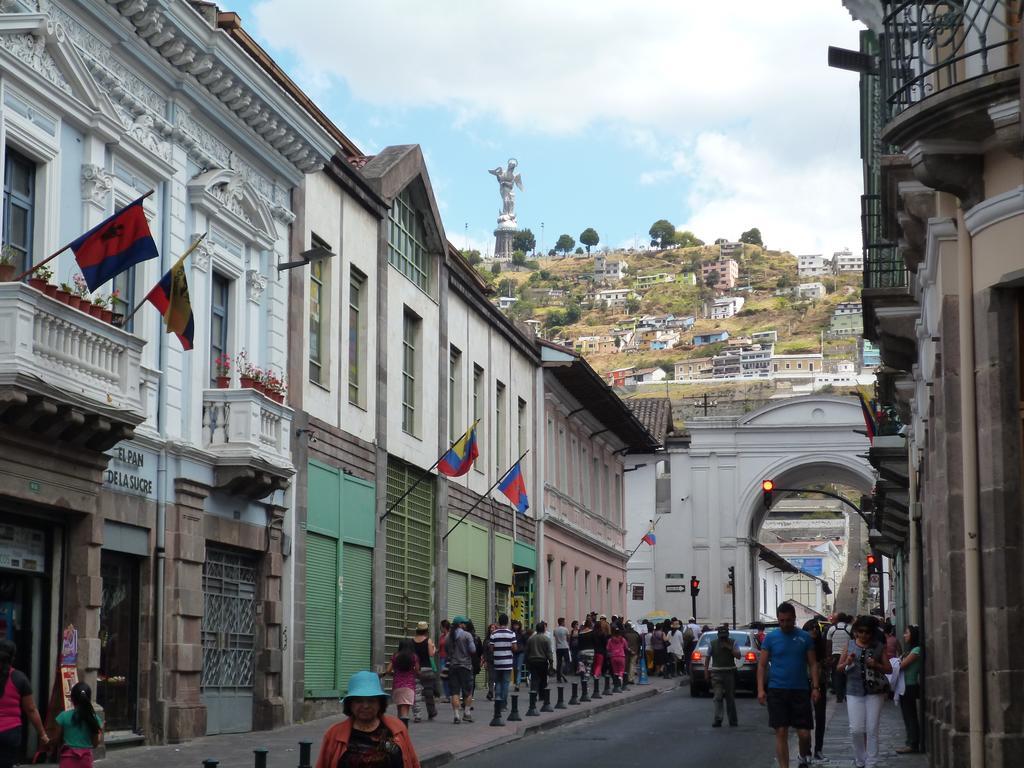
[338,544,373,695]
[469,576,488,688]
[385,460,435,658]
[305,533,338,694]
[447,571,467,620]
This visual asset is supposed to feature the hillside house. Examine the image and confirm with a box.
[666,315,696,330]
[861,339,880,368]
[636,314,670,330]
[712,343,774,379]
[719,241,744,257]
[829,302,863,337]
[573,335,618,355]
[771,352,824,377]
[634,273,676,289]
[497,295,517,309]
[700,258,739,290]
[693,331,731,347]
[674,357,713,380]
[596,288,639,309]
[594,254,627,281]
[677,272,698,286]
[831,248,862,273]
[709,296,745,319]
[606,366,636,387]
[797,254,830,277]
[794,283,827,301]
[631,367,668,384]
[752,330,779,344]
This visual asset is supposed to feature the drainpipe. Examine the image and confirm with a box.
[956,207,984,767]
[908,442,922,626]
[534,363,546,624]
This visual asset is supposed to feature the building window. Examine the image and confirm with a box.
[517,398,527,457]
[112,268,135,333]
[449,346,462,441]
[349,268,366,406]
[387,189,429,291]
[495,381,506,473]
[309,238,327,385]
[210,273,229,386]
[2,148,35,273]
[473,365,484,471]
[401,310,420,435]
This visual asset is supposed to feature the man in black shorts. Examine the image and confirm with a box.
[757,602,820,768]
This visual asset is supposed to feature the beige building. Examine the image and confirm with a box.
[700,258,739,290]
[841,3,1023,764]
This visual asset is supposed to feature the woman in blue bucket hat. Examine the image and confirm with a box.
[314,670,421,768]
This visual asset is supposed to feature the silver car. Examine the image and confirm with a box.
[688,630,761,697]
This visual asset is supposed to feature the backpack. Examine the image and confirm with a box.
[683,626,695,643]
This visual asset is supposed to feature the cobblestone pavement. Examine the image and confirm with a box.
[811,695,928,768]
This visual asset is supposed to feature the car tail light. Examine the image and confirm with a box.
[745,651,757,662]
[691,650,702,661]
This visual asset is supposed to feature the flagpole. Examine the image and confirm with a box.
[380,420,479,522]
[443,449,529,541]
[118,232,206,327]
[12,190,155,282]
[627,516,662,560]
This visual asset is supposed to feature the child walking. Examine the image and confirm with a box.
[54,682,102,768]
[606,625,628,691]
[387,639,419,729]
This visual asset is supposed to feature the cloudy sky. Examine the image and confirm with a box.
[231,1,864,256]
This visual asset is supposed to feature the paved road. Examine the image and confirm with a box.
[453,689,772,767]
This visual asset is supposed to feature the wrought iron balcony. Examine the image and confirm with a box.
[0,283,146,449]
[201,388,294,498]
[861,194,908,290]
[882,0,1021,119]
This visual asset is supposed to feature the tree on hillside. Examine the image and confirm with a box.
[555,234,576,255]
[491,262,502,276]
[675,230,704,248]
[625,297,641,314]
[580,227,600,253]
[705,272,720,290]
[460,248,482,265]
[513,229,536,253]
[511,250,527,267]
[575,247,584,255]
[740,227,763,246]
[649,219,676,248]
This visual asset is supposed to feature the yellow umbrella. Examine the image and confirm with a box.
[640,610,672,622]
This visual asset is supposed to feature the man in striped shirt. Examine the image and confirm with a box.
[488,613,518,710]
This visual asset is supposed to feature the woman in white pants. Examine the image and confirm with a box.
[838,616,893,768]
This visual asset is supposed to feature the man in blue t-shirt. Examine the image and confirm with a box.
[757,602,820,768]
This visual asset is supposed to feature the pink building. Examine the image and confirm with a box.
[538,341,659,623]
[700,258,739,291]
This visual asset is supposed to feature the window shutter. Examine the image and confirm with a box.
[305,533,338,694]
[338,544,373,695]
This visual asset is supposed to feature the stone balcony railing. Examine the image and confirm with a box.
[0,282,145,426]
[201,388,294,498]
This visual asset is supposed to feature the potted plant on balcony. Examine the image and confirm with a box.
[264,371,286,404]
[70,274,90,311]
[237,350,260,389]
[57,282,73,305]
[214,353,232,388]
[108,288,125,326]
[28,264,52,294]
[91,294,110,321]
[0,246,17,282]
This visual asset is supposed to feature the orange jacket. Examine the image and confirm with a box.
[314,715,420,768]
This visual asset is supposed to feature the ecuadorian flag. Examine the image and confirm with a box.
[438,421,479,477]
[146,259,194,351]
[498,461,529,515]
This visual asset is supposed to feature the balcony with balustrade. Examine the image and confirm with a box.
[0,282,146,452]
[201,387,294,499]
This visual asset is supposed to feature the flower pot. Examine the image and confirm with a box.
[28,277,47,292]
[56,289,71,305]
[67,296,82,310]
[216,376,230,389]
[100,308,113,323]
[240,376,257,389]
[89,304,104,318]
[0,264,16,282]
[44,283,58,298]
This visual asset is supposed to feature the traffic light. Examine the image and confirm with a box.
[761,479,775,509]
[727,565,735,588]
[690,576,701,597]
[866,552,879,574]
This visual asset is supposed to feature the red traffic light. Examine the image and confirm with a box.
[866,554,877,566]
[761,479,775,492]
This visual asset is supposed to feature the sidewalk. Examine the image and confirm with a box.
[816,696,928,768]
[97,676,682,768]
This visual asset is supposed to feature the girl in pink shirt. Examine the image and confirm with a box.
[606,627,628,688]
[386,639,420,729]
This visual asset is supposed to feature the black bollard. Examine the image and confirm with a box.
[489,698,504,727]
[580,673,591,702]
[555,685,567,709]
[298,741,312,768]
[202,761,219,768]
[540,688,553,713]
[525,690,540,716]
[612,675,621,693]
[569,682,579,705]
[254,748,268,768]
[603,675,612,695]
[592,676,602,699]
[508,693,522,722]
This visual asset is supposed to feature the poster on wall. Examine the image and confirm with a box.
[0,524,46,573]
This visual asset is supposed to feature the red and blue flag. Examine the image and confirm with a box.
[438,421,479,477]
[498,461,529,515]
[146,259,194,351]
[71,196,159,291]
[642,529,656,546]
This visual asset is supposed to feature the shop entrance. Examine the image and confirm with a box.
[98,551,140,733]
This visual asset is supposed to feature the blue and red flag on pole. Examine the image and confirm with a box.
[498,461,529,515]
[71,196,159,291]
[642,528,656,546]
[146,257,194,351]
[438,421,479,477]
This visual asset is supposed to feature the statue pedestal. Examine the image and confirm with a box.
[493,226,515,262]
